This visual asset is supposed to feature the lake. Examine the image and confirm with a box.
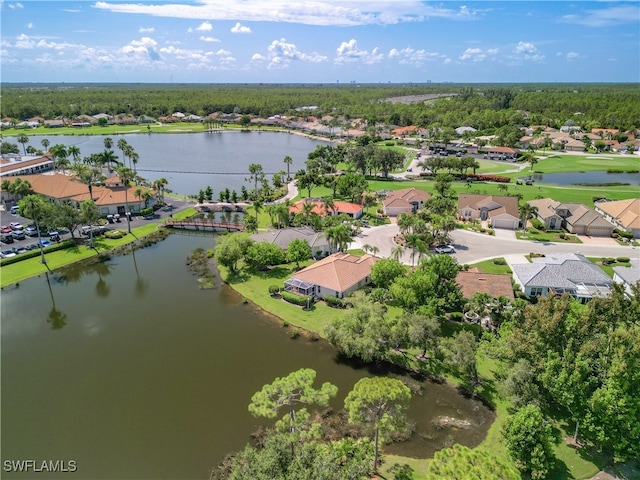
[25,131,326,196]
[1,233,493,479]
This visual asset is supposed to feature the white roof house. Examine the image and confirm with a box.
[511,252,612,301]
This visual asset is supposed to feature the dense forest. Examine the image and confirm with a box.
[2,83,639,133]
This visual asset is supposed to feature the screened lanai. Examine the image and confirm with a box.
[284,278,315,296]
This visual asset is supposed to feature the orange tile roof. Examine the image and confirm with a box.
[292,253,378,293]
[289,200,362,216]
[596,198,640,229]
[456,271,514,299]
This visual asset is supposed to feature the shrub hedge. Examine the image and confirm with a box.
[281,291,313,307]
[0,240,76,266]
[323,296,346,308]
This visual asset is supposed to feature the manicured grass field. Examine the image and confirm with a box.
[534,154,640,174]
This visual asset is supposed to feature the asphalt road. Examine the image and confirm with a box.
[352,223,638,266]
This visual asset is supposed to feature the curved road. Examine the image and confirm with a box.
[352,223,638,266]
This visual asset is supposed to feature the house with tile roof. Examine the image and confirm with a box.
[595,198,640,238]
[0,154,54,179]
[284,252,378,299]
[457,194,520,229]
[456,270,514,300]
[3,173,155,217]
[382,188,431,216]
[511,252,612,301]
[528,198,614,236]
[289,199,363,219]
[251,227,332,258]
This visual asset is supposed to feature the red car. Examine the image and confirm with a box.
[1,225,12,234]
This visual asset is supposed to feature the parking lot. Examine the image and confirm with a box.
[0,198,193,259]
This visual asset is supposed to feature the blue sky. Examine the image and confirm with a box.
[1,1,638,83]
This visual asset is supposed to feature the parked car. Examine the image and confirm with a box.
[1,234,14,244]
[11,230,26,240]
[434,244,456,254]
[10,205,20,214]
[1,225,12,234]
[25,226,40,237]
[13,246,28,255]
[1,250,17,258]
[38,240,52,248]
[9,222,23,230]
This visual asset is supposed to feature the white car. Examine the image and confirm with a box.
[435,245,456,254]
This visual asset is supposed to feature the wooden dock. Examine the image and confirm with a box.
[162,220,244,232]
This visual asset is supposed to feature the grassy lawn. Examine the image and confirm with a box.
[534,154,640,174]
[588,257,631,278]
[515,230,582,243]
[468,258,513,275]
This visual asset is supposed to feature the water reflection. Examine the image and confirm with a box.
[131,249,148,298]
[45,271,67,330]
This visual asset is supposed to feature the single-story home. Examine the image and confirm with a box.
[456,270,514,300]
[250,226,332,258]
[511,252,612,301]
[2,173,155,217]
[0,154,54,179]
[528,199,614,237]
[284,252,378,299]
[595,198,640,238]
[613,259,639,295]
[487,146,519,160]
[457,194,521,229]
[382,188,431,216]
[289,199,363,219]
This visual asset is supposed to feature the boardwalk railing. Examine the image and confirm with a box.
[162,219,244,232]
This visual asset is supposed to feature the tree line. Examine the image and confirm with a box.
[2,83,639,133]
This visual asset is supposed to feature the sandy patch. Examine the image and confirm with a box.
[586,156,613,160]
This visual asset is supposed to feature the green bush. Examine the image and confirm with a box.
[268,284,281,295]
[493,258,507,265]
[140,207,153,216]
[616,257,630,263]
[614,229,634,240]
[602,257,616,265]
[530,218,545,230]
[281,291,313,307]
[323,296,345,308]
[527,227,539,234]
[449,312,464,322]
[104,229,126,239]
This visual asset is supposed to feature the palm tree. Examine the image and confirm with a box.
[361,191,377,215]
[129,149,139,172]
[252,198,263,222]
[71,163,97,200]
[49,144,68,172]
[325,224,351,252]
[104,137,113,151]
[283,155,293,181]
[322,197,336,217]
[116,166,135,233]
[519,203,538,231]
[80,199,100,248]
[117,138,129,165]
[20,194,48,264]
[100,149,119,171]
[67,145,81,164]
[391,245,405,261]
[41,138,50,151]
[301,200,315,226]
[151,177,169,204]
[17,133,29,155]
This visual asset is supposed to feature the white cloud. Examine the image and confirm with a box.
[251,38,327,69]
[216,49,231,56]
[93,1,481,27]
[514,41,544,61]
[27,22,34,29]
[387,46,443,66]
[195,21,213,31]
[199,36,220,43]
[460,47,486,62]
[139,26,154,33]
[231,22,251,34]
[121,36,161,61]
[566,52,579,60]
[335,38,383,65]
[8,2,24,9]
[560,4,640,27]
